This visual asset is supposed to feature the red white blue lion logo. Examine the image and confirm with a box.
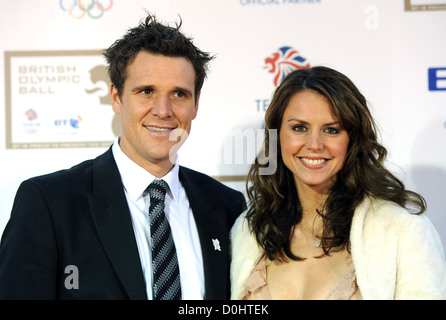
[264,46,310,87]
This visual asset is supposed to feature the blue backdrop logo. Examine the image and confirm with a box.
[264,46,310,87]
[428,67,446,91]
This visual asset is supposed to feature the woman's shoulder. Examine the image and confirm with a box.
[357,197,432,230]
[354,197,443,251]
[351,197,446,299]
[230,209,265,299]
[230,210,254,247]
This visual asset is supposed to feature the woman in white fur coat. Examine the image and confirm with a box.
[230,66,446,300]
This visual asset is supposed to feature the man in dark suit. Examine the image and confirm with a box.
[0,13,245,300]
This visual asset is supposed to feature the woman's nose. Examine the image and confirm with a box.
[306,131,323,151]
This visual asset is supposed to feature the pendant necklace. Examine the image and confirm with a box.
[299,223,321,247]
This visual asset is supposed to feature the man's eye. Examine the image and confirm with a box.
[140,89,153,95]
[173,91,187,98]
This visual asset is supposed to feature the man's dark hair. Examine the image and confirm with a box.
[103,12,214,98]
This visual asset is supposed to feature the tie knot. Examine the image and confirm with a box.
[147,179,169,202]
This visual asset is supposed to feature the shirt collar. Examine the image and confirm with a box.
[111,136,181,204]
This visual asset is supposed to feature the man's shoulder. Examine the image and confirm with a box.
[179,166,247,219]
[24,149,112,195]
[30,157,95,183]
[179,166,241,195]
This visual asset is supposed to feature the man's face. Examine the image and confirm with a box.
[111,51,199,176]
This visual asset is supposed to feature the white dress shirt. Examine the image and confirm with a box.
[112,137,205,299]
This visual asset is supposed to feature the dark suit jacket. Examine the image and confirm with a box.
[0,148,246,299]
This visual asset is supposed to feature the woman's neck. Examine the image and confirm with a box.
[296,184,329,229]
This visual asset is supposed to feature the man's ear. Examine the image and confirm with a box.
[192,92,200,120]
[110,84,121,114]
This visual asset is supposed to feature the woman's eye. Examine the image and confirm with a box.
[292,124,307,132]
[324,127,340,135]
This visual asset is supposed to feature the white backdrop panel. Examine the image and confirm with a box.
[0,0,445,254]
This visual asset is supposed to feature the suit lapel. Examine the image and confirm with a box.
[88,148,147,300]
[179,167,231,299]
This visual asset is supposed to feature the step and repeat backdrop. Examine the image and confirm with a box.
[1,0,445,252]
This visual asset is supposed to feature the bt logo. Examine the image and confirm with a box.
[428,67,446,91]
[55,116,83,128]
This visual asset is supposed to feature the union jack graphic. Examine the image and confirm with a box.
[25,109,38,121]
[264,46,310,87]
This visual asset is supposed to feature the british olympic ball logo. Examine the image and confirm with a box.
[59,0,113,19]
[264,46,310,87]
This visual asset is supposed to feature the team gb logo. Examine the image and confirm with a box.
[264,46,310,87]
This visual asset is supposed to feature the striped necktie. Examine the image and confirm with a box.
[147,179,182,300]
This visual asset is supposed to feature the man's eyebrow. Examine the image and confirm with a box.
[173,86,194,96]
[131,85,153,93]
[130,85,194,96]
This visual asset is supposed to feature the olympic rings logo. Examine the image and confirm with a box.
[60,0,113,19]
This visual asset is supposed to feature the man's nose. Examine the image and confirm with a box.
[151,96,173,118]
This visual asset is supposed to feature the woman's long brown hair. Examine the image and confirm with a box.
[246,66,426,261]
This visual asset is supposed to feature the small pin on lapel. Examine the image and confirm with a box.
[212,238,221,251]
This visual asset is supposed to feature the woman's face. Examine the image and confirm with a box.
[279,90,349,194]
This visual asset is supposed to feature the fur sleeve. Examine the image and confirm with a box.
[229,211,263,300]
[351,198,446,299]
[394,213,446,299]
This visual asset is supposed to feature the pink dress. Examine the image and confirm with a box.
[241,257,361,300]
